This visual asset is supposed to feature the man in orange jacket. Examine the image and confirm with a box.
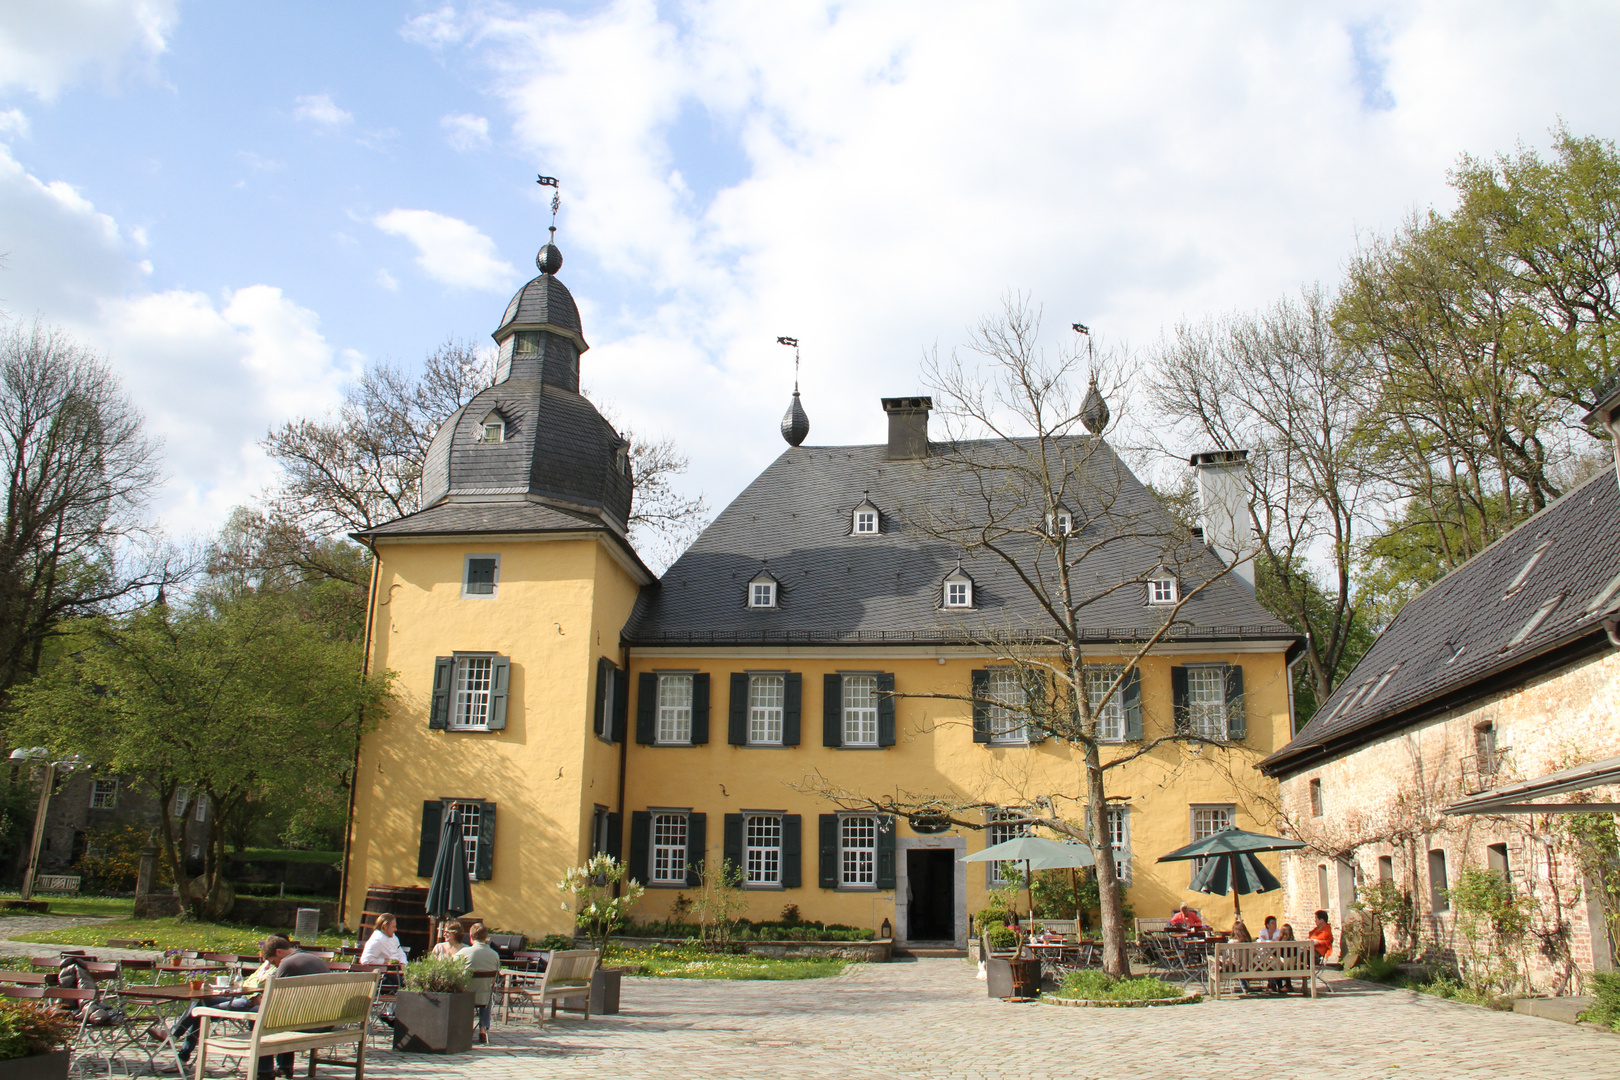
[1309,909,1334,961]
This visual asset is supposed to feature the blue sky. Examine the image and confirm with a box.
[2,1,1618,546]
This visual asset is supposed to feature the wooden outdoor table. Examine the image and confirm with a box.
[117,982,244,1075]
[156,962,227,975]
[122,982,239,1001]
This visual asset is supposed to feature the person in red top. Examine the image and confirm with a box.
[1168,903,1204,930]
[1309,909,1334,960]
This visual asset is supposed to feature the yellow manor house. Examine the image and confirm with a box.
[342,228,1303,948]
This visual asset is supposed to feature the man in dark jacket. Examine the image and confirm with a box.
[162,936,329,1078]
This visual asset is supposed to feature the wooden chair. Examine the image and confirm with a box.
[193,971,380,1080]
[534,949,598,1024]
[0,970,48,985]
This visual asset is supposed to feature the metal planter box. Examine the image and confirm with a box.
[392,991,474,1054]
[0,1051,72,1080]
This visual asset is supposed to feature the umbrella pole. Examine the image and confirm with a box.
[1026,860,1034,923]
[1231,858,1242,923]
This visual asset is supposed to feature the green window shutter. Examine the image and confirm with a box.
[818,815,839,888]
[636,674,657,744]
[876,818,896,889]
[1171,666,1190,735]
[606,812,623,861]
[629,811,651,884]
[723,814,743,871]
[611,668,629,742]
[782,815,803,888]
[487,657,511,730]
[691,674,711,744]
[728,674,748,745]
[475,802,496,880]
[823,674,842,747]
[417,801,443,877]
[429,657,453,729]
[783,673,802,746]
[877,673,896,747]
[1225,664,1246,741]
[971,669,991,743]
[595,657,610,738]
[1123,667,1144,741]
[464,557,496,595]
[685,813,707,887]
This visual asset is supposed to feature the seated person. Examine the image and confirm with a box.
[359,913,409,966]
[456,925,503,1045]
[1034,925,1065,944]
[162,935,329,1077]
[1227,918,1255,992]
[1256,915,1282,942]
[1309,910,1334,962]
[1168,903,1203,930]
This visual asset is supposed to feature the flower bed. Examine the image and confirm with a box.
[1041,971,1201,1007]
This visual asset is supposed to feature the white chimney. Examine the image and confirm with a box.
[1189,450,1255,590]
[1581,381,1620,493]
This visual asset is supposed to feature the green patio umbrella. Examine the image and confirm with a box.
[1156,826,1301,921]
[963,836,1094,918]
[425,805,474,930]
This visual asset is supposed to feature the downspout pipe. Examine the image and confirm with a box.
[337,541,382,932]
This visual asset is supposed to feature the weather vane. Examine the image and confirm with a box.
[537,175,561,230]
[777,336,800,391]
[1073,322,1094,364]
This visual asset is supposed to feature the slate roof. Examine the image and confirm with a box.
[626,437,1298,647]
[1262,466,1620,778]
[496,274,585,345]
[357,500,601,538]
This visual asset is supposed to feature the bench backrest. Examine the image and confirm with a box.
[1135,918,1173,935]
[541,950,598,993]
[257,972,380,1036]
[1210,940,1317,970]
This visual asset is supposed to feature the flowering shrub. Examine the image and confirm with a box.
[0,999,74,1060]
[559,853,645,961]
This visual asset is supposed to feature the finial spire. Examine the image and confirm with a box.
[777,336,809,446]
[536,175,563,274]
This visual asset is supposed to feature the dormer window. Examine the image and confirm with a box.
[1049,510,1074,536]
[1148,570,1178,605]
[480,412,505,444]
[943,565,974,609]
[512,331,542,355]
[748,571,779,609]
[616,445,630,476]
[852,495,881,536]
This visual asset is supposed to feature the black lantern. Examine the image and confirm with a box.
[880,918,892,940]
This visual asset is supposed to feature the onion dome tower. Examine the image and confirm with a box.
[415,181,634,533]
[778,336,810,447]
[1081,374,1110,435]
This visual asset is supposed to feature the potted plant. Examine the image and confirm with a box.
[0,1000,74,1079]
[391,956,473,1054]
[558,853,645,1015]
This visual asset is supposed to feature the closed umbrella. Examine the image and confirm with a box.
[962,836,1094,917]
[425,805,474,935]
[1157,826,1301,921]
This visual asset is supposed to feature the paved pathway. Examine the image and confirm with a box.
[351,959,1614,1080]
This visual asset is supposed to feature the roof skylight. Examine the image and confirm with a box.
[1503,539,1553,599]
[1584,570,1620,616]
[1505,594,1564,650]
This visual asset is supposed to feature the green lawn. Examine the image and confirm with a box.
[0,894,135,919]
[9,918,349,953]
[616,944,850,980]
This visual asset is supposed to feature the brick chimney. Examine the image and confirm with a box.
[881,397,932,460]
[1189,449,1256,589]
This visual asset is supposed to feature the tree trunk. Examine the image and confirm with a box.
[1084,743,1132,978]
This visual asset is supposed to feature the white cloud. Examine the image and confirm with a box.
[441,112,489,151]
[0,0,177,98]
[376,268,398,291]
[0,143,354,537]
[0,109,28,138]
[373,208,517,291]
[429,0,1620,516]
[293,93,353,128]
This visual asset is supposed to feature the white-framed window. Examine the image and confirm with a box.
[854,510,878,534]
[173,786,191,817]
[451,655,496,730]
[190,843,202,859]
[479,412,505,444]
[462,554,499,599]
[89,779,118,810]
[947,582,969,606]
[1048,510,1074,535]
[1107,807,1131,884]
[195,796,208,823]
[745,814,783,886]
[1186,665,1226,739]
[749,580,777,608]
[840,815,877,887]
[1086,666,1125,742]
[1190,803,1233,878]
[986,809,1030,886]
[842,674,879,746]
[748,674,785,745]
[985,668,1028,743]
[451,800,482,876]
[1149,573,1178,604]
[656,674,694,744]
[651,812,688,885]
[512,330,542,355]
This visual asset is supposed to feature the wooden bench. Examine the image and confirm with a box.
[193,971,380,1080]
[1206,940,1320,999]
[532,949,598,1024]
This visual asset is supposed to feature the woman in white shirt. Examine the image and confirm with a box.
[360,914,410,966]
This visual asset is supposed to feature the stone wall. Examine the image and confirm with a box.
[1275,646,1620,994]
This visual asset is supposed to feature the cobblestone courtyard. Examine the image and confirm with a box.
[354,959,1613,1080]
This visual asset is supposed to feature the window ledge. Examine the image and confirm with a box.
[838,744,884,750]
[446,726,493,734]
[652,741,695,748]
[743,884,786,891]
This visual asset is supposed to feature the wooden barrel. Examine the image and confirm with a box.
[362,885,431,960]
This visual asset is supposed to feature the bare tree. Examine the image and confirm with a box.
[1150,286,1377,708]
[805,297,1252,976]
[0,320,169,697]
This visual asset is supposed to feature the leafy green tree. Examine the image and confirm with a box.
[7,594,392,919]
